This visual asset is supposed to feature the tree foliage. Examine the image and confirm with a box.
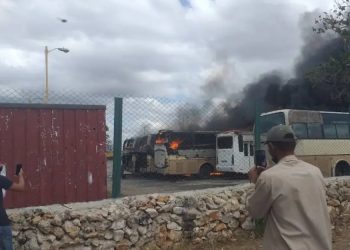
[308,0,350,108]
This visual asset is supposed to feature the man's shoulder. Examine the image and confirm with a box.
[262,158,322,178]
[297,159,323,173]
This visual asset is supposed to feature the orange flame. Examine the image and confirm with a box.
[169,139,182,150]
[210,172,224,177]
[156,138,166,144]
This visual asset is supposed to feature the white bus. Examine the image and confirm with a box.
[154,130,217,178]
[216,131,255,174]
[259,109,350,177]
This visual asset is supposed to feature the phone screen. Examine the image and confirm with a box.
[16,164,22,176]
[255,150,267,168]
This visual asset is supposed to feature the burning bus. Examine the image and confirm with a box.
[154,130,217,178]
[216,130,254,174]
[122,137,138,174]
[136,134,157,174]
[122,134,157,175]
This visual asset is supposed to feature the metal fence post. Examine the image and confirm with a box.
[254,101,261,150]
[254,100,265,236]
[112,97,123,198]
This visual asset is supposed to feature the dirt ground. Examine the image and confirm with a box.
[106,160,248,197]
[181,226,350,250]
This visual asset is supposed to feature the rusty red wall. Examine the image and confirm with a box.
[0,104,107,208]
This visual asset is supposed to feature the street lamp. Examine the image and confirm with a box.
[44,46,69,103]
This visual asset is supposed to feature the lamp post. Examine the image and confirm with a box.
[44,46,69,103]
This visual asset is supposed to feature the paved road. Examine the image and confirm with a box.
[107,161,248,197]
[119,175,248,197]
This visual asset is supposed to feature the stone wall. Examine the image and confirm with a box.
[8,177,350,250]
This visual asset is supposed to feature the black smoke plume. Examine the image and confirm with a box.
[199,18,347,130]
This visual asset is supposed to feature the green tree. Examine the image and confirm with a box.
[308,0,350,108]
[314,0,350,45]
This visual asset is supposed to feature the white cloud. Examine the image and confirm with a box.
[0,0,333,99]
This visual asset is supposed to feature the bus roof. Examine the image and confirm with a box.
[157,130,219,134]
[217,130,252,136]
[261,109,349,116]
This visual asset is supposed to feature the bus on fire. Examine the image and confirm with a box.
[154,130,217,178]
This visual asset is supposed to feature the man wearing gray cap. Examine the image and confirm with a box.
[247,125,331,250]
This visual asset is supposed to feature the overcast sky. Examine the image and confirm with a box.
[0,0,333,99]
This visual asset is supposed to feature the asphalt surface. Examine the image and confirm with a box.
[106,160,248,197]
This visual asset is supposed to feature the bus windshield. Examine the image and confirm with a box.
[217,136,233,149]
[260,112,286,134]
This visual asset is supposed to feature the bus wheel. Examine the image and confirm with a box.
[199,164,213,179]
[335,161,350,176]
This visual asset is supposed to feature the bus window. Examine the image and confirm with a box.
[244,143,248,156]
[336,124,350,139]
[307,123,323,139]
[238,134,243,152]
[322,113,350,124]
[217,136,233,149]
[249,144,254,156]
[169,133,193,150]
[260,112,285,134]
[291,123,308,139]
[194,133,216,149]
[323,124,337,139]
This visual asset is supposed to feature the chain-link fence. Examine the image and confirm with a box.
[120,95,255,181]
[2,87,349,199]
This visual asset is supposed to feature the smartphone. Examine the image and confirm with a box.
[255,150,267,168]
[15,164,22,176]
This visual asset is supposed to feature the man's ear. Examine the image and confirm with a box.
[268,143,276,154]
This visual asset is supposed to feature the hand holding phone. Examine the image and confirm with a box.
[255,150,267,168]
[16,164,22,176]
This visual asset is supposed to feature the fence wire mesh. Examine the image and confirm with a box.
[120,95,255,178]
[0,88,350,199]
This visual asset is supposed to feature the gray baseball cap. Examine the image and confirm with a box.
[265,125,297,143]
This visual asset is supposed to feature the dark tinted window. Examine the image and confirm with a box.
[260,112,285,134]
[217,136,233,149]
[194,133,216,149]
[249,144,254,156]
[133,138,143,151]
[292,123,308,139]
[139,136,148,147]
[307,123,323,139]
[323,124,337,139]
[238,135,243,152]
[149,134,156,145]
[336,124,350,138]
[127,139,135,148]
[123,140,128,149]
[244,143,248,157]
[322,113,350,124]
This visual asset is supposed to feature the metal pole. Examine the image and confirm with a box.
[254,100,265,236]
[44,46,49,103]
[112,97,123,198]
[254,101,261,150]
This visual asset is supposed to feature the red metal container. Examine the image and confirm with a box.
[0,103,107,208]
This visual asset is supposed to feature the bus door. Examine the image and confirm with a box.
[217,135,234,171]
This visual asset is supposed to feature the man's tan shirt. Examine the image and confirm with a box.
[247,155,331,250]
